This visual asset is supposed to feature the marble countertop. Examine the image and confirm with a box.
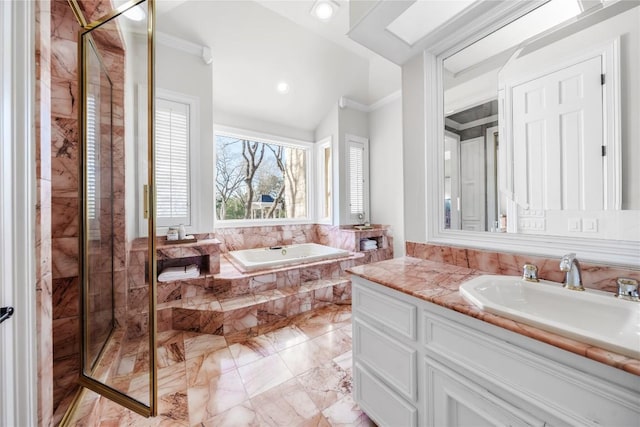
[348,256,640,376]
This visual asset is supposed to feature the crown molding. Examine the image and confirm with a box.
[156,31,212,65]
[339,90,401,113]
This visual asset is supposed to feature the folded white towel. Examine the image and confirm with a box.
[158,264,200,282]
[361,241,378,250]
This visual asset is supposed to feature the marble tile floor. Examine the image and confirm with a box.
[93,304,376,426]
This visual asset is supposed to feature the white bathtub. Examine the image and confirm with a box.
[228,243,350,272]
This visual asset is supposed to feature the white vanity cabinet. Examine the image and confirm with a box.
[351,276,640,427]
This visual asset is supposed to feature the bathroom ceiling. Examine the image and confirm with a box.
[154,0,401,135]
[156,0,563,134]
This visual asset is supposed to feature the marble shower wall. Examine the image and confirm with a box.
[47,0,128,416]
[406,242,640,294]
[49,0,81,415]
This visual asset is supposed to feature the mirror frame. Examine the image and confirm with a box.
[424,0,640,267]
[71,0,157,419]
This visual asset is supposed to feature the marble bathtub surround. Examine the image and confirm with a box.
[348,257,640,375]
[64,304,376,426]
[209,223,393,260]
[155,237,222,275]
[158,254,357,339]
[122,225,392,344]
[406,242,640,294]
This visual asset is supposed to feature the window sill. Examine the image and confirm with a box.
[214,218,316,228]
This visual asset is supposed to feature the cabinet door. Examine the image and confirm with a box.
[425,358,546,427]
[354,363,418,427]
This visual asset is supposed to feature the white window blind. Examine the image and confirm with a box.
[155,98,190,226]
[86,94,97,220]
[348,140,365,219]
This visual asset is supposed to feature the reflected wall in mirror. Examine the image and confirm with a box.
[79,0,154,415]
[443,0,640,241]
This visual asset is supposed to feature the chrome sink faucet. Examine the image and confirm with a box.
[559,253,585,291]
[616,278,639,302]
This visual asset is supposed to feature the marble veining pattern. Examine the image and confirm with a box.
[68,304,376,426]
[406,242,640,294]
[349,254,640,375]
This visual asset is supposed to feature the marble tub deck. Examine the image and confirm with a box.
[348,257,640,376]
[150,252,361,339]
[71,304,376,426]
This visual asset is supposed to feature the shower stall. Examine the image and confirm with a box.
[71,0,158,420]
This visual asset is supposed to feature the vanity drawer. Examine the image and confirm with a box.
[353,278,417,340]
[354,362,418,427]
[353,319,418,402]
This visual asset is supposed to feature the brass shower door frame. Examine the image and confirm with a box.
[69,0,158,419]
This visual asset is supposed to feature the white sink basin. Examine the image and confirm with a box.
[459,275,640,359]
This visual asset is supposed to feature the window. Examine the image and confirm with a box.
[316,137,332,222]
[215,128,311,222]
[346,134,369,223]
[155,97,190,227]
[86,94,98,221]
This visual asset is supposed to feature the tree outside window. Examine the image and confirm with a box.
[215,133,308,221]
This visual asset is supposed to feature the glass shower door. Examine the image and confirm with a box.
[84,38,115,373]
[76,0,156,418]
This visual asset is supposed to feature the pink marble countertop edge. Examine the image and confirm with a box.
[348,256,640,376]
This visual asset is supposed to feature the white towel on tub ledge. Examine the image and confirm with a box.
[158,264,200,282]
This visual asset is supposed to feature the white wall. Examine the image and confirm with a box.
[338,107,369,225]
[369,98,405,256]
[402,52,429,243]
[315,104,340,225]
[155,43,214,235]
[314,103,373,227]
[369,54,402,104]
[214,110,314,142]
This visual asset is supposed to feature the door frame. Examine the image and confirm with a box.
[0,0,38,425]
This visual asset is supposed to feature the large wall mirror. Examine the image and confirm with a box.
[76,0,157,417]
[432,0,639,265]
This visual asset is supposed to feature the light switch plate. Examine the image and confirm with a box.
[568,218,581,232]
[583,218,598,232]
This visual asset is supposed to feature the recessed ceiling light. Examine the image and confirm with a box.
[123,5,146,21]
[311,0,338,21]
[276,81,290,94]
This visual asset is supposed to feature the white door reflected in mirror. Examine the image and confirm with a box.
[443,0,640,241]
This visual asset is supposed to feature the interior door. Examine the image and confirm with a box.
[485,127,498,231]
[1,1,37,424]
[460,137,486,231]
[512,56,603,212]
[444,132,461,230]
